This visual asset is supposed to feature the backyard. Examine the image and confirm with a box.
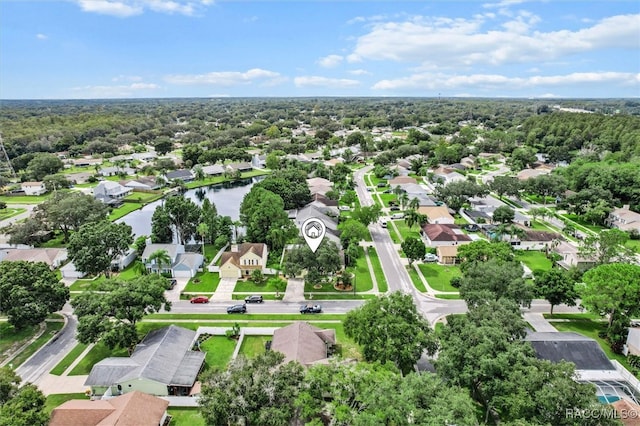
[199,335,236,371]
[515,250,553,275]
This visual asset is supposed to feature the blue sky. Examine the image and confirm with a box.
[1,0,638,99]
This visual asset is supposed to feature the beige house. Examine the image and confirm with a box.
[0,248,68,269]
[606,205,640,233]
[551,241,595,270]
[219,243,268,279]
[49,391,169,426]
[418,206,455,224]
[389,176,417,186]
[271,322,336,367]
[516,168,551,181]
[436,245,459,265]
[624,328,640,357]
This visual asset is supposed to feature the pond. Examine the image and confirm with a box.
[117,176,263,238]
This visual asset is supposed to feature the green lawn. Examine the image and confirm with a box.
[0,194,50,204]
[11,321,64,367]
[561,214,605,233]
[108,202,142,221]
[515,250,553,275]
[344,247,374,293]
[528,220,553,231]
[453,215,469,225]
[234,277,287,293]
[435,294,462,299]
[367,248,388,292]
[543,313,601,320]
[44,393,88,415]
[145,313,346,321]
[168,408,206,426]
[184,272,221,293]
[387,222,403,244]
[68,341,128,375]
[552,319,639,378]
[50,343,89,375]
[0,207,26,221]
[239,335,271,358]
[115,262,144,280]
[184,170,270,190]
[379,193,396,206]
[123,191,163,204]
[408,267,427,292]
[417,263,461,292]
[625,239,640,253]
[200,335,237,371]
[393,220,422,241]
[69,276,107,291]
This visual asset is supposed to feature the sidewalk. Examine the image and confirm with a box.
[523,312,558,332]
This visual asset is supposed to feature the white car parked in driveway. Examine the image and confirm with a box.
[423,253,438,262]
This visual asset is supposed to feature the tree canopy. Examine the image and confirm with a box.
[344,292,437,375]
[0,367,47,426]
[0,261,69,329]
[67,220,133,276]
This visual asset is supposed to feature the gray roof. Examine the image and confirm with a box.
[201,164,225,175]
[525,332,615,371]
[294,205,339,233]
[165,169,193,180]
[85,325,205,387]
[142,244,182,262]
[271,322,335,366]
[174,253,203,270]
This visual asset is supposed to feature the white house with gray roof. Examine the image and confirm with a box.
[85,325,205,397]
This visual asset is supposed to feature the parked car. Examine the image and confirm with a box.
[167,279,177,289]
[338,206,351,211]
[300,304,322,314]
[465,224,480,232]
[244,295,264,303]
[377,183,387,188]
[227,304,247,314]
[390,206,401,211]
[379,220,388,228]
[190,296,209,304]
[391,213,404,219]
[423,253,438,262]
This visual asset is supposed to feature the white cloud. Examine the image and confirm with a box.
[294,76,360,88]
[349,13,640,68]
[483,0,526,9]
[348,69,371,76]
[317,55,344,68]
[71,82,160,98]
[112,75,143,82]
[74,0,212,17]
[36,33,48,40]
[76,1,143,17]
[372,71,639,92]
[165,68,284,86]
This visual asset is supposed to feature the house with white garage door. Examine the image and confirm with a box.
[141,244,203,278]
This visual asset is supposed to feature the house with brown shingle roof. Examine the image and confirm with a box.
[420,224,472,247]
[219,243,268,279]
[389,176,417,186]
[436,245,459,264]
[271,322,336,367]
[49,391,169,426]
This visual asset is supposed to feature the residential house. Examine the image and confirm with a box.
[219,243,268,280]
[436,245,459,265]
[124,176,161,191]
[606,205,640,233]
[390,165,409,176]
[226,162,253,173]
[271,322,336,367]
[65,172,94,185]
[201,164,225,177]
[49,391,169,426]
[309,193,339,216]
[421,224,472,247]
[111,248,137,272]
[552,240,596,270]
[141,244,203,278]
[131,152,157,162]
[21,181,46,195]
[460,156,476,170]
[94,181,133,203]
[396,159,412,170]
[324,158,343,167]
[463,209,492,224]
[435,171,466,185]
[251,154,266,169]
[85,325,205,397]
[0,248,68,269]
[164,169,194,183]
[307,177,333,197]
[72,157,103,167]
[294,205,340,245]
[481,224,559,249]
[60,261,86,279]
[525,332,640,405]
[516,168,551,181]
[99,166,136,177]
[624,328,640,357]
[389,176,417,186]
[417,206,455,224]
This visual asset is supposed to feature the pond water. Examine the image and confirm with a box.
[117,176,263,238]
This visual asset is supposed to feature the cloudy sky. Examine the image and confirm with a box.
[1,0,638,99]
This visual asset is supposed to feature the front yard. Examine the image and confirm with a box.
[393,220,422,241]
[183,272,221,293]
[417,263,461,292]
[515,250,553,275]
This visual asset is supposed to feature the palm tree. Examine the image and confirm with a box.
[193,165,205,182]
[399,192,409,210]
[147,249,172,275]
[197,222,209,255]
[408,197,420,211]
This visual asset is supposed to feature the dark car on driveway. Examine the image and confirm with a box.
[190,296,209,304]
[300,304,322,314]
[244,295,264,303]
[227,304,247,314]
[389,206,401,211]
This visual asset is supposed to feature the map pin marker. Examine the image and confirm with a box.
[301,217,326,253]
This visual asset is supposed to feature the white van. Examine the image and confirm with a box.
[391,213,404,219]
[380,220,388,228]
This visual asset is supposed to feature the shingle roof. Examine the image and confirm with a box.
[165,169,193,180]
[49,391,168,426]
[2,248,66,266]
[271,322,335,366]
[85,325,204,387]
[220,243,267,268]
[141,244,181,262]
[174,253,203,270]
[421,224,471,242]
[525,332,615,371]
